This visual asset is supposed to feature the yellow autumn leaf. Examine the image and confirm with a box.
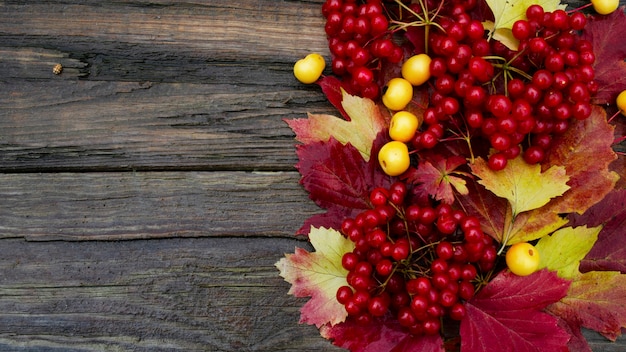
[471,155,570,217]
[275,226,355,327]
[485,0,566,33]
[535,225,602,279]
[285,89,386,161]
[482,22,520,51]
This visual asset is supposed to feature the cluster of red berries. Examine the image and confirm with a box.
[322,0,403,99]
[412,4,596,170]
[336,182,497,335]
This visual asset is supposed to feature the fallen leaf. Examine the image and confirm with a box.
[541,106,619,215]
[548,270,626,341]
[320,314,444,352]
[276,226,355,327]
[483,0,565,34]
[482,22,519,51]
[295,136,391,235]
[535,225,602,279]
[576,189,626,273]
[471,154,570,216]
[405,155,470,204]
[460,270,571,352]
[581,10,626,105]
[286,89,386,161]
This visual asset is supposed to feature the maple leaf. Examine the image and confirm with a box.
[541,106,619,215]
[547,270,626,341]
[574,189,626,273]
[285,88,386,161]
[275,226,355,327]
[460,270,571,352]
[317,75,349,120]
[405,155,470,204]
[582,9,626,105]
[483,0,565,49]
[295,136,391,235]
[535,225,602,279]
[320,314,444,352]
[471,154,569,216]
[460,108,618,245]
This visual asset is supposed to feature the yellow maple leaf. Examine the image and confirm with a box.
[485,0,566,32]
[535,225,602,279]
[472,154,570,218]
[285,89,387,161]
[275,226,355,327]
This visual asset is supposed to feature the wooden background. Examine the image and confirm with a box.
[0,1,625,351]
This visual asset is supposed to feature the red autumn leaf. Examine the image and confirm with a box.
[405,155,470,204]
[571,189,626,273]
[582,9,626,105]
[295,136,391,235]
[317,75,349,120]
[320,314,444,352]
[541,106,619,215]
[555,316,593,352]
[547,270,626,341]
[460,270,571,352]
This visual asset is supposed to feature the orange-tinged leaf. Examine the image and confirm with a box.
[505,209,569,245]
[548,270,626,341]
[542,106,619,215]
[285,89,386,161]
[276,226,355,327]
[471,154,570,216]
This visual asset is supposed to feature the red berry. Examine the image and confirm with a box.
[488,153,508,171]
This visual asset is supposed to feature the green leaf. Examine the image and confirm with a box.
[535,225,602,279]
[471,154,570,216]
[276,226,355,327]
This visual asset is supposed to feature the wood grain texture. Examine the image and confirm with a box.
[1,0,625,351]
[0,171,320,241]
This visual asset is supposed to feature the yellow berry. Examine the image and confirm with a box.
[378,141,410,176]
[389,111,420,142]
[591,0,619,15]
[402,54,432,86]
[293,53,326,84]
[506,242,541,276]
[617,90,626,115]
[382,78,413,111]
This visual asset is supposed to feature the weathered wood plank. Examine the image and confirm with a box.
[0,79,332,172]
[0,0,332,172]
[0,236,341,351]
[0,171,320,241]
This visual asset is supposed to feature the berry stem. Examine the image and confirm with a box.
[567,3,593,14]
[608,110,620,124]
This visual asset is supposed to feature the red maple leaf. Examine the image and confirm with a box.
[295,136,391,235]
[317,75,350,120]
[405,155,471,204]
[320,314,444,352]
[460,270,571,352]
[582,9,626,105]
[569,188,626,273]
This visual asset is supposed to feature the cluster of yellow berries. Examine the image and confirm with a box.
[378,54,431,176]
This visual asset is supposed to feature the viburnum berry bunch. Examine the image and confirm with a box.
[338,182,497,335]
[280,0,626,351]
